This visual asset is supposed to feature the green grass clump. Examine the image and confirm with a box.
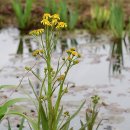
[12,0,33,29]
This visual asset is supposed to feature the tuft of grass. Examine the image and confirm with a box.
[12,0,33,29]
[109,1,125,75]
[85,1,110,35]
[109,2,124,39]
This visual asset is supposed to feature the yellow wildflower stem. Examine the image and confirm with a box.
[45,25,53,129]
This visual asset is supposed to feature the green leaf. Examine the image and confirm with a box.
[0,85,16,90]
[23,0,33,25]
[7,111,38,130]
[7,119,12,130]
[56,106,63,126]
[0,98,27,121]
[62,120,70,130]
[40,102,49,130]
[12,0,33,29]
[12,0,24,28]
[79,120,87,130]
[19,117,25,130]
[69,11,78,30]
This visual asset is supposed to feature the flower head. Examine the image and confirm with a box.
[52,14,60,20]
[56,22,67,29]
[32,49,44,56]
[57,75,65,81]
[71,51,79,57]
[29,29,44,36]
[73,60,79,65]
[41,19,52,26]
[64,111,70,117]
[70,47,76,51]
[67,56,72,61]
[25,66,31,71]
[91,95,100,104]
[51,19,58,26]
[43,13,51,19]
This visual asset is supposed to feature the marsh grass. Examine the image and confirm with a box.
[109,1,125,74]
[12,0,33,29]
[85,1,110,36]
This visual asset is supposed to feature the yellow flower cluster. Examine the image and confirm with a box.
[65,48,81,65]
[29,13,67,36]
[29,29,44,36]
[66,48,81,58]
[32,49,44,56]
[41,13,67,28]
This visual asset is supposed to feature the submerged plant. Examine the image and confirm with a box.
[3,13,85,130]
[12,0,33,29]
[80,95,102,130]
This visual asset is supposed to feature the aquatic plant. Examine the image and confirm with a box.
[109,1,125,74]
[3,13,85,130]
[85,1,110,35]
[79,95,102,130]
[12,0,33,29]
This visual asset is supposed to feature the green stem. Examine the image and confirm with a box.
[54,63,71,129]
[46,26,53,129]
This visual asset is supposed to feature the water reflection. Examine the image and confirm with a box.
[16,33,32,55]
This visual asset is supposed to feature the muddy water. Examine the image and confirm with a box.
[0,28,130,130]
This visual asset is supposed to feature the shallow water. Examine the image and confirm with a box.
[0,28,130,130]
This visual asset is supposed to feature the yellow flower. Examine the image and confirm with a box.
[57,75,65,81]
[66,50,72,54]
[70,47,76,51]
[52,14,60,20]
[29,29,44,36]
[43,13,51,19]
[51,19,58,25]
[56,22,67,29]
[71,51,79,57]
[41,19,52,26]
[67,56,72,61]
[32,49,44,56]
